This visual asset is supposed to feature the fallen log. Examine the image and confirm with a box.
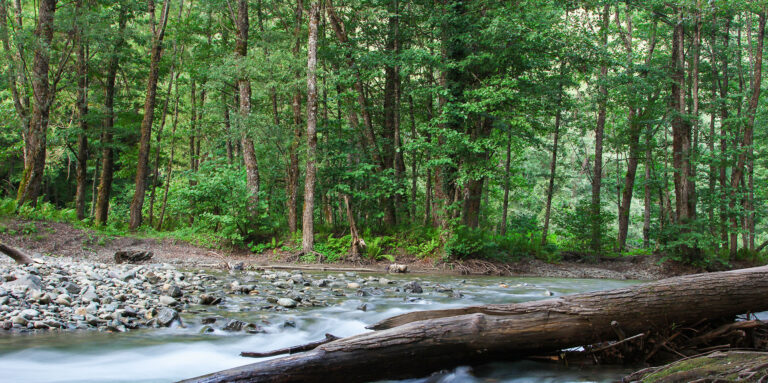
[0,242,34,264]
[181,265,768,383]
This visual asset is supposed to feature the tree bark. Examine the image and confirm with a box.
[286,0,303,235]
[615,9,656,252]
[501,127,512,236]
[157,73,182,231]
[541,64,564,244]
[731,9,765,257]
[95,8,127,226]
[670,8,697,260]
[74,0,89,220]
[16,0,57,207]
[590,4,609,256]
[719,18,731,250]
[235,0,260,224]
[129,0,171,230]
[183,265,768,383]
[301,1,320,253]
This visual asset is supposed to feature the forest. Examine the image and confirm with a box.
[1,0,767,268]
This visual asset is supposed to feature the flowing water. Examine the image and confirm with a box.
[0,272,640,383]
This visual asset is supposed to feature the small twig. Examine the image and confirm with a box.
[241,334,340,358]
[591,332,646,353]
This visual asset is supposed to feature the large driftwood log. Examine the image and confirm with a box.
[0,242,34,264]
[181,266,768,383]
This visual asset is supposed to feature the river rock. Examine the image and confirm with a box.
[273,281,293,289]
[20,309,39,319]
[62,282,81,295]
[277,298,297,308]
[222,319,246,332]
[347,282,360,289]
[159,295,177,306]
[11,315,27,326]
[4,273,42,291]
[80,286,99,303]
[156,307,179,327]
[164,285,183,298]
[198,294,221,305]
[404,281,423,294]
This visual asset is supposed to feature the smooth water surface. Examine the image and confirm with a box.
[0,272,639,383]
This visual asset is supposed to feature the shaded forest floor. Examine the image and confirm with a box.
[0,217,760,280]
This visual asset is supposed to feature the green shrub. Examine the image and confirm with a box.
[315,234,351,262]
[365,236,395,262]
[445,225,495,259]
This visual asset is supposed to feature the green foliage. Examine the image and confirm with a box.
[314,234,352,262]
[552,199,614,253]
[0,198,17,217]
[364,236,395,262]
[445,226,495,259]
[249,237,283,254]
[19,222,38,235]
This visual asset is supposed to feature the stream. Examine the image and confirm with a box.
[0,271,639,383]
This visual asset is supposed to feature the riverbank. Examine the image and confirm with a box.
[0,218,709,281]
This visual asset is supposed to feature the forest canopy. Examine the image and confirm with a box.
[1,0,767,267]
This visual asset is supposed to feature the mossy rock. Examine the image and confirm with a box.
[625,351,768,382]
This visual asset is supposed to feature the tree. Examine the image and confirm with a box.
[301,0,319,254]
[590,4,609,256]
[14,0,58,207]
[129,0,171,230]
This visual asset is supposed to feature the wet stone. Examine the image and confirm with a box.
[404,281,423,294]
[222,319,247,332]
[156,307,179,327]
[277,298,297,308]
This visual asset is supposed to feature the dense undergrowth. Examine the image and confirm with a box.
[1,197,766,268]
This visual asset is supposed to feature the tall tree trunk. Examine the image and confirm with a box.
[708,12,719,245]
[408,93,418,219]
[615,8,657,252]
[235,0,260,224]
[129,0,171,230]
[671,8,698,260]
[287,0,303,235]
[501,128,512,236]
[148,40,181,227]
[731,9,765,256]
[16,0,57,207]
[541,65,564,244]
[74,0,89,220]
[719,18,731,250]
[302,1,320,253]
[158,74,182,231]
[590,4,609,256]
[95,8,127,225]
[382,0,402,224]
[643,132,652,248]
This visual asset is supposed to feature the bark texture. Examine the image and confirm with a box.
[16,0,57,207]
[301,1,320,253]
[95,9,127,225]
[129,0,171,230]
[182,265,768,383]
